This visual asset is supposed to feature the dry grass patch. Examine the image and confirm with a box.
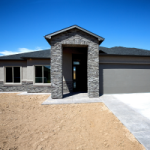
[0,93,145,150]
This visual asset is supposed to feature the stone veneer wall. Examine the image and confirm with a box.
[50,28,99,98]
[0,81,51,93]
[26,82,51,93]
[0,80,72,93]
[0,81,27,92]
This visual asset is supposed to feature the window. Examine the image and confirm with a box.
[73,61,80,65]
[35,66,51,83]
[6,67,20,83]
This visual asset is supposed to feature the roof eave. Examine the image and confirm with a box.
[44,36,51,45]
[0,59,24,61]
[21,57,51,59]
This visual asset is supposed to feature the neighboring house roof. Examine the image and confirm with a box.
[99,46,150,56]
[0,49,50,60]
[0,47,150,60]
[44,25,105,43]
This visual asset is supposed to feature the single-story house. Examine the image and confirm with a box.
[0,25,150,99]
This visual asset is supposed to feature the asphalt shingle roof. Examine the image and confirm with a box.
[99,46,150,56]
[0,46,150,60]
[0,49,50,60]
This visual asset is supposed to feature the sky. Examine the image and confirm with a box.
[0,0,150,56]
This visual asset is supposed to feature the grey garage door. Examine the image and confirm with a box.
[99,64,150,94]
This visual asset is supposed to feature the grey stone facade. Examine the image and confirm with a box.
[0,81,27,92]
[0,80,73,93]
[0,80,71,93]
[50,41,63,98]
[26,82,51,93]
[0,81,51,93]
[50,28,99,98]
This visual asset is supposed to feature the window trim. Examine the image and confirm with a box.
[4,66,22,85]
[33,65,51,86]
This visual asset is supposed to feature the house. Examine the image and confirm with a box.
[0,25,150,99]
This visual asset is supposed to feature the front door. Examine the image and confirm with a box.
[73,54,87,92]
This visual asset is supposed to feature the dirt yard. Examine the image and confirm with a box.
[0,93,144,150]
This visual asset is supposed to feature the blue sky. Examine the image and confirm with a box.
[0,0,150,56]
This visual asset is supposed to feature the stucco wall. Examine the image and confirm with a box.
[26,59,51,93]
[99,55,150,94]
[99,55,150,64]
[0,59,50,82]
[0,60,27,81]
[0,59,51,93]
[22,67,27,81]
[27,59,50,81]
[63,49,72,82]
[0,67,4,81]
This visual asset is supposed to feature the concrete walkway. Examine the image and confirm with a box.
[42,93,102,104]
[42,93,150,150]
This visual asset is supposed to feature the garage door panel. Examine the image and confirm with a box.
[99,64,150,94]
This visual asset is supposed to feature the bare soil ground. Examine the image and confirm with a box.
[0,93,145,150]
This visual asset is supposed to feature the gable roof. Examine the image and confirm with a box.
[0,49,50,60]
[0,46,150,60]
[44,25,105,42]
[99,46,150,56]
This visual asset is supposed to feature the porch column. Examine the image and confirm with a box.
[51,43,63,99]
[88,44,99,98]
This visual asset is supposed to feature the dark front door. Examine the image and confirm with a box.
[73,54,87,92]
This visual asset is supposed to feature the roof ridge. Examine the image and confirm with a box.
[110,46,150,51]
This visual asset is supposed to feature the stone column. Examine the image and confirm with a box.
[51,43,63,99]
[88,43,99,98]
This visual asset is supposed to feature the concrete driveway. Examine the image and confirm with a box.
[100,93,150,150]
[113,93,150,120]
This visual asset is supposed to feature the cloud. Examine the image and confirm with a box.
[0,47,42,56]
[0,51,17,56]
